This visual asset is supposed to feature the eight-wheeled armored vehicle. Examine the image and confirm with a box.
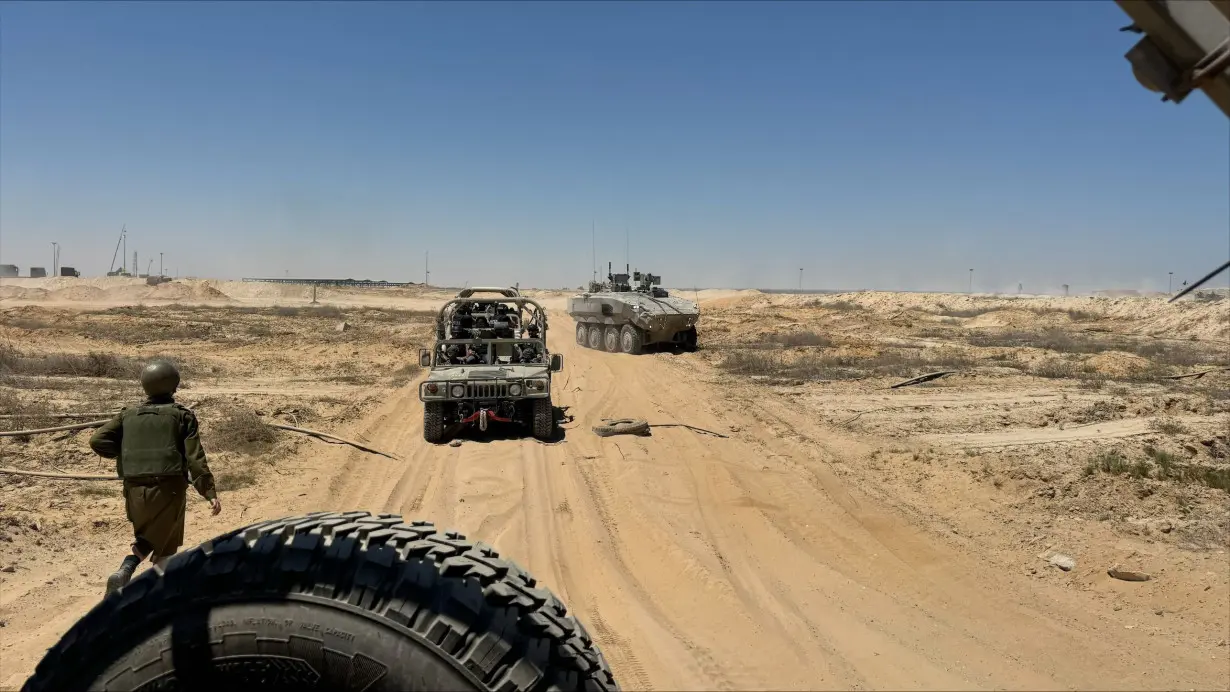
[567,263,699,354]
[418,287,562,443]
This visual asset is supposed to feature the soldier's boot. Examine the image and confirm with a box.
[105,554,141,596]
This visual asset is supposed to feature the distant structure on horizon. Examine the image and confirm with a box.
[241,277,420,288]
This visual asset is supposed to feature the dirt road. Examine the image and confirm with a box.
[2,308,1225,689]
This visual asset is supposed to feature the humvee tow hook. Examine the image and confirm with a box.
[461,408,512,430]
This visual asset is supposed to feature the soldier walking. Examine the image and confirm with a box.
[89,360,222,595]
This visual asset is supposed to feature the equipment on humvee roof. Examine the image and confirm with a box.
[418,287,562,443]
[566,263,700,355]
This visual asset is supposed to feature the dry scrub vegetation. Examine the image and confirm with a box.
[700,292,1230,549]
[0,301,434,565]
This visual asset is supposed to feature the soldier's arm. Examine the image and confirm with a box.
[88,414,124,459]
[181,410,218,501]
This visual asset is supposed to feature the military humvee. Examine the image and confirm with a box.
[418,287,562,443]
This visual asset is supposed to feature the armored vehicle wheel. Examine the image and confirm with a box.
[424,401,445,443]
[532,398,554,440]
[683,327,699,352]
[587,325,603,350]
[604,327,620,352]
[24,512,618,692]
[619,325,643,355]
[576,322,588,346]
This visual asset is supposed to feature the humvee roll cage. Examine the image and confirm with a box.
[455,287,521,299]
[436,297,549,334]
[437,296,546,314]
[419,338,561,371]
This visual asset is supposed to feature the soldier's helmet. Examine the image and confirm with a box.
[139,360,180,397]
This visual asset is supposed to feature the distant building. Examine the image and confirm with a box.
[0,264,17,278]
[30,267,47,278]
[59,267,81,277]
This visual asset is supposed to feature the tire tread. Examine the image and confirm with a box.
[24,512,618,692]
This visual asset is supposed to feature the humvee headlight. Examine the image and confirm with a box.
[450,384,466,398]
[526,379,547,392]
[509,383,523,396]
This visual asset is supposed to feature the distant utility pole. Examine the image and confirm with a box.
[798,268,803,291]
[160,252,164,278]
[1063,283,1070,297]
[591,221,597,285]
[425,250,430,287]
[968,269,974,294]
[1018,283,1023,295]
[1168,271,1174,294]
[51,242,58,277]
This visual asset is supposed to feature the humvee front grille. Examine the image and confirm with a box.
[466,382,509,399]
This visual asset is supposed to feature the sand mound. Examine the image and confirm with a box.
[1086,352,1154,377]
[965,309,1066,330]
[48,285,106,301]
[145,282,196,300]
[0,286,48,300]
[191,282,232,301]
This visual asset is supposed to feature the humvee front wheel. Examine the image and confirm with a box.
[587,325,603,350]
[576,322,588,347]
[532,398,554,440]
[620,325,643,355]
[22,512,619,691]
[424,401,445,443]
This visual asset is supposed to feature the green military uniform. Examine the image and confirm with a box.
[89,395,217,559]
[90,360,219,596]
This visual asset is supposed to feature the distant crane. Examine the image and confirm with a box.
[108,225,127,275]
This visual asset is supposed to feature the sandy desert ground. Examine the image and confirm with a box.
[0,276,1227,690]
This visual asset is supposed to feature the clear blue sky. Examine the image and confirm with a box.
[1,1,1226,293]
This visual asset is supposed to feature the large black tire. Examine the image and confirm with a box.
[682,328,698,353]
[603,327,620,353]
[592,418,650,437]
[575,323,588,347]
[424,401,445,444]
[586,325,603,350]
[23,512,618,692]
[619,326,643,355]
[532,398,554,440]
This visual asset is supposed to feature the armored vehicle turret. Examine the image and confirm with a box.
[567,263,699,354]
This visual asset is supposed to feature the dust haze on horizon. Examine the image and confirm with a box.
[1,2,1226,297]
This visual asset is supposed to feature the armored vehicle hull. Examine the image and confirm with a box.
[567,268,699,355]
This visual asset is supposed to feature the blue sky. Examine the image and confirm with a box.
[1,1,1226,293]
